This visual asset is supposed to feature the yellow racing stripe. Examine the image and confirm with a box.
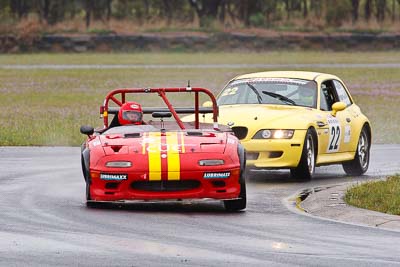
[167,132,180,180]
[148,132,162,181]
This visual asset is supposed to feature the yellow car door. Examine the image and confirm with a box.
[316,80,352,163]
[332,80,356,153]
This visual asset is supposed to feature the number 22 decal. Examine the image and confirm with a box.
[327,117,341,153]
[329,126,340,151]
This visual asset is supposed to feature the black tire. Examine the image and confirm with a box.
[290,129,316,181]
[224,145,247,212]
[84,170,100,208]
[81,156,87,182]
[85,179,97,207]
[82,153,98,208]
[85,182,101,208]
[86,179,91,201]
[82,155,92,204]
[223,181,246,212]
[342,126,370,176]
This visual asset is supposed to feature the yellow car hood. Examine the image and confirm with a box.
[217,104,316,129]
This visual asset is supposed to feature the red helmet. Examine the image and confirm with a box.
[118,102,143,125]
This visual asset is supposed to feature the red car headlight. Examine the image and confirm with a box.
[105,161,132,168]
[198,159,225,166]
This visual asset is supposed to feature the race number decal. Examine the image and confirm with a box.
[327,116,341,153]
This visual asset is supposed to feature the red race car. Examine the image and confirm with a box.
[80,87,246,211]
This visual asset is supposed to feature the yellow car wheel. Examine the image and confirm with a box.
[342,126,370,176]
[290,129,316,181]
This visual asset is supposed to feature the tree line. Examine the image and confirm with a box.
[1,0,399,29]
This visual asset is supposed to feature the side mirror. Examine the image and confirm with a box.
[202,101,213,108]
[331,102,346,116]
[80,125,94,136]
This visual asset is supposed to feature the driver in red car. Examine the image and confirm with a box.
[118,102,144,125]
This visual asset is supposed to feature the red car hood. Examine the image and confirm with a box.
[98,131,228,156]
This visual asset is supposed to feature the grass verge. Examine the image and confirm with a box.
[345,175,400,215]
[0,52,399,146]
[2,51,400,65]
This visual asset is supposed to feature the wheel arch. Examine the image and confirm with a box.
[237,143,246,183]
[363,122,372,147]
[351,120,372,153]
[308,126,318,160]
[81,143,91,182]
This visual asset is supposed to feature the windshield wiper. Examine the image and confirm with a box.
[262,90,296,105]
[246,82,263,104]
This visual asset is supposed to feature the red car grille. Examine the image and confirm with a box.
[131,180,201,192]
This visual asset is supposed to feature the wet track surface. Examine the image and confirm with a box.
[1,145,400,266]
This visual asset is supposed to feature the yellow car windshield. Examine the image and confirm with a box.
[218,78,317,108]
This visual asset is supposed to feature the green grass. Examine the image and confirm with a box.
[2,51,400,65]
[345,175,400,215]
[0,52,399,146]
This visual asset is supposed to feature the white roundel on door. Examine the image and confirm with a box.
[344,125,351,143]
[327,116,341,153]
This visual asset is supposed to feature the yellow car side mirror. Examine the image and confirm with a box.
[331,102,346,116]
[202,101,213,107]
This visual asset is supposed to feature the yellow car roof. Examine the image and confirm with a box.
[231,71,338,82]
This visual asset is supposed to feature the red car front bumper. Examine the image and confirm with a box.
[89,169,241,202]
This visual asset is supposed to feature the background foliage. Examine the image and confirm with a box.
[1,0,400,34]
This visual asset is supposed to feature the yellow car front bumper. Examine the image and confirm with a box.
[241,130,307,169]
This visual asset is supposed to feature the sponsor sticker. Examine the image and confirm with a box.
[92,140,101,147]
[221,87,238,96]
[100,173,128,181]
[203,172,230,179]
[231,78,308,86]
[130,104,140,109]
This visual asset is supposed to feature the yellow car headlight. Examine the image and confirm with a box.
[253,129,294,139]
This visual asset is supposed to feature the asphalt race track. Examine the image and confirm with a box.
[1,145,400,266]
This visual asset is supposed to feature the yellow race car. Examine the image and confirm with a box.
[202,71,371,180]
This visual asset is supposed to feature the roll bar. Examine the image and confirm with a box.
[100,87,219,130]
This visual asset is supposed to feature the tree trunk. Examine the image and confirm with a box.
[188,0,222,27]
[303,0,308,18]
[351,0,359,23]
[285,0,291,20]
[143,0,150,20]
[375,0,386,22]
[365,0,372,21]
[219,0,226,23]
[11,0,29,18]
[162,0,173,26]
[397,0,400,21]
[85,0,92,28]
[392,0,396,22]
[106,0,112,21]
[42,0,50,22]
[239,0,258,26]
[226,1,237,23]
